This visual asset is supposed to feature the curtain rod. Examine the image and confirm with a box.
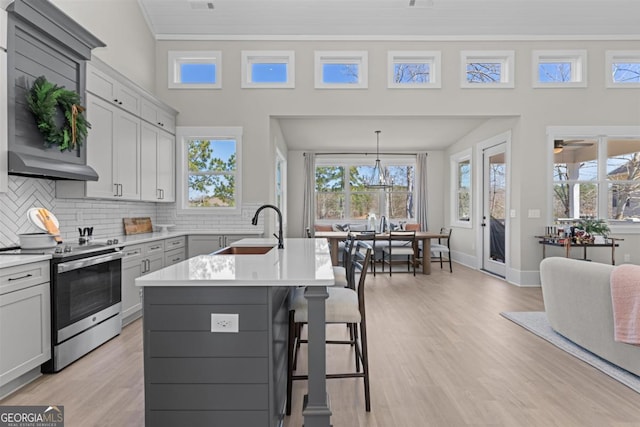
[304,152,422,157]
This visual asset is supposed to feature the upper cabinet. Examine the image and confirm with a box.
[86,62,141,116]
[57,59,177,202]
[141,99,176,134]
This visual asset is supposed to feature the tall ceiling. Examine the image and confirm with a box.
[138,0,640,40]
[135,0,639,151]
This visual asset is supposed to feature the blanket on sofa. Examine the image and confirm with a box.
[611,264,640,345]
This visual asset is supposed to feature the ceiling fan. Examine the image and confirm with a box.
[553,139,593,154]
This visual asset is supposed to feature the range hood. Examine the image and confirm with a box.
[9,151,98,181]
[6,0,105,181]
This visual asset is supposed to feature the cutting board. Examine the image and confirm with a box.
[123,217,153,235]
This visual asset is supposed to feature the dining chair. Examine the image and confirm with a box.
[357,230,379,276]
[431,227,452,273]
[381,230,417,276]
[286,242,372,414]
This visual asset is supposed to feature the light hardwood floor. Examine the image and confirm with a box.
[2,263,640,426]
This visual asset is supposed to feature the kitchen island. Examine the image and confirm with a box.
[136,238,334,427]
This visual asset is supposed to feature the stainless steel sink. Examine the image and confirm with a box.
[212,245,275,255]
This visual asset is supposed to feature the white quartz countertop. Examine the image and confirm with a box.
[114,230,263,246]
[0,254,52,268]
[136,238,335,287]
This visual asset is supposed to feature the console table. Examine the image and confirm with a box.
[536,236,623,265]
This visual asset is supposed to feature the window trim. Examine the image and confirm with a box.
[314,51,368,89]
[605,50,640,88]
[460,50,515,89]
[387,51,441,89]
[176,126,242,214]
[450,148,473,228]
[241,50,295,88]
[314,155,417,222]
[547,126,640,233]
[533,50,587,88]
[168,50,222,89]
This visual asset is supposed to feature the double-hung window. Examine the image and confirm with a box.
[315,157,415,222]
[176,127,241,212]
[451,149,472,227]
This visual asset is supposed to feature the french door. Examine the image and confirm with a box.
[481,142,507,277]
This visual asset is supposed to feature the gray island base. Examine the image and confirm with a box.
[137,238,335,427]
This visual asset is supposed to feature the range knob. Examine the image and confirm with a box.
[63,246,72,253]
[54,246,64,254]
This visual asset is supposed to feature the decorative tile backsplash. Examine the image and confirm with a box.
[0,176,263,248]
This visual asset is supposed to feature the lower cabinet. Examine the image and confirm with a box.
[121,237,186,325]
[0,261,51,397]
[143,286,289,427]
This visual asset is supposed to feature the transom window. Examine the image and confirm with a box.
[606,51,640,88]
[315,51,368,89]
[241,51,295,88]
[176,127,242,212]
[168,51,221,89]
[315,158,415,221]
[461,51,514,88]
[550,131,640,223]
[533,50,587,88]
[388,51,441,88]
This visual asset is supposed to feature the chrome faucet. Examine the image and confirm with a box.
[251,204,284,249]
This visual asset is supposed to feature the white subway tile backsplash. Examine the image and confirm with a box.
[0,176,264,248]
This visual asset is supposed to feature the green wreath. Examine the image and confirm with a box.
[26,76,91,152]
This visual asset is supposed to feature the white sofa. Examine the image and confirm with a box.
[539,257,640,377]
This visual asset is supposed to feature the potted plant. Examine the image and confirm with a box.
[577,218,610,243]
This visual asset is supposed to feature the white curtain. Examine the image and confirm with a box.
[302,152,316,236]
[416,152,428,231]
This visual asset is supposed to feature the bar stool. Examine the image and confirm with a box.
[286,242,372,414]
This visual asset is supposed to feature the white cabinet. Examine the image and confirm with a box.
[86,61,141,115]
[187,234,261,258]
[121,240,166,325]
[56,94,141,201]
[141,98,176,134]
[0,261,51,391]
[164,236,186,266]
[121,245,144,325]
[141,122,175,202]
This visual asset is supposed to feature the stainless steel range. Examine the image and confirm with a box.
[0,240,123,372]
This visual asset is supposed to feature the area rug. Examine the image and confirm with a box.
[500,311,640,394]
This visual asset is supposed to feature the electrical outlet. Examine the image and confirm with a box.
[624,254,631,262]
[211,313,239,333]
[76,211,83,222]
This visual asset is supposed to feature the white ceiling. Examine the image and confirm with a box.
[277,116,495,151]
[135,0,639,152]
[138,0,640,40]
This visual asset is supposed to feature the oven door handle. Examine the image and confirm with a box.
[57,251,123,273]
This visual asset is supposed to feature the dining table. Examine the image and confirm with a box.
[315,230,449,275]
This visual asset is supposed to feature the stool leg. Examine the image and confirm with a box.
[286,311,296,416]
[359,318,371,412]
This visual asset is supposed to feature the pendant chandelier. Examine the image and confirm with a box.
[367,130,390,189]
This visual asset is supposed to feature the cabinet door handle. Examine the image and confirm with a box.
[119,184,123,197]
[8,273,33,281]
[114,183,119,197]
